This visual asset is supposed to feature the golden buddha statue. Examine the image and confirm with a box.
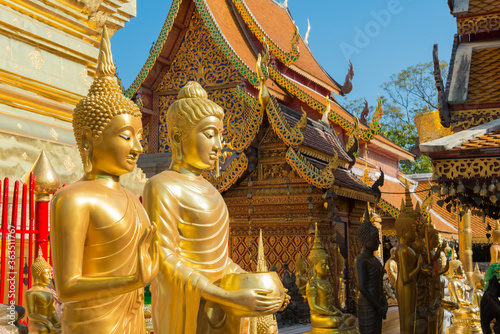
[305,224,358,334]
[143,81,283,334]
[491,221,500,265]
[470,264,484,308]
[50,26,158,334]
[394,195,422,334]
[25,248,61,334]
[296,257,308,297]
[443,257,481,333]
[384,247,397,289]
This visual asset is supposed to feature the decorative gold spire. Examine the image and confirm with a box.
[96,25,116,78]
[308,223,328,262]
[32,150,60,201]
[256,229,268,272]
[451,247,457,261]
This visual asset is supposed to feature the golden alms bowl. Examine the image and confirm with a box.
[219,271,285,318]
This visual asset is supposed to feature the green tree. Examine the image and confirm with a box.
[344,61,447,174]
[381,61,447,174]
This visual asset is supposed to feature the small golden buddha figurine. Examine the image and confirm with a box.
[305,224,358,334]
[384,248,397,289]
[443,258,481,334]
[25,248,61,334]
[491,221,500,265]
[470,264,484,308]
[144,81,283,334]
[394,195,422,334]
[50,26,158,334]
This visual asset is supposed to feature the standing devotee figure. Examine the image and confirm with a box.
[143,81,283,334]
[50,26,158,334]
[356,206,387,334]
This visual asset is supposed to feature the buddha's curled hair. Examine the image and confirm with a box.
[166,81,224,137]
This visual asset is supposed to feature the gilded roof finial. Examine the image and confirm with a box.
[304,18,311,45]
[256,229,268,272]
[405,180,413,211]
[320,95,331,125]
[96,26,116,78]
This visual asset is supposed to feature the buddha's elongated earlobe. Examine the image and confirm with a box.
[171,129,183,161]
[82,128,93,173]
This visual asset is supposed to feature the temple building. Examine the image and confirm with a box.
[0,0,143,193]
[419,0,500,270]
[130,0,418,309]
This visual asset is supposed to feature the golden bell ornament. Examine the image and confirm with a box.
[489,180,496,193]
[457,180,466,193]
[490,195,498,204]
[480,183,488,197]
[441,184,449,196]
[449,184,457,196]
[432,171,440,182]
[473,181,481,194]
[496,179,500,192]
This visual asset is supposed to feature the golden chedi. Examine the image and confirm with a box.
[394,190,422,334]
[25,248,61,334]
[305,224,358,334]
[143,81,283,334]
[443,257,481,334]
[50,26,158,334]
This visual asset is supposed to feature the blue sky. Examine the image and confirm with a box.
[112,0,457,107]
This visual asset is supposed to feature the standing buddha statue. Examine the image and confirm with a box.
[50,26,158,334]
[305,224,358,334]
[25,248,61,334]
[143,81,284,334]
[296,257,308,297]
[355,205,387,334]
[394,194,422,334]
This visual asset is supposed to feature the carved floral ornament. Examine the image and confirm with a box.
[458,14,500,35]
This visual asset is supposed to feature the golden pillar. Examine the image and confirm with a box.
[458,209,473,281]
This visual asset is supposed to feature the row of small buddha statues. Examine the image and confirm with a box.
[391,187,500,334]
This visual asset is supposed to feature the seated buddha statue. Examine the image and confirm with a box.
[305,224,357,333]
[443,258,481,333]
[25,248,61,334]
[50,26,158,334]
[143,81,284,334]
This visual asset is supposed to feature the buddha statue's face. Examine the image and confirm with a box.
[89,114,143,176]
[176,116,223,173]
[366,230,380,252]
[314,259,329,278]
[36,268,52,286]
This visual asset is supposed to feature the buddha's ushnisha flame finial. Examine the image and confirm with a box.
[308,223,328,262]
[256,229,268,272]
[96,26,116,78]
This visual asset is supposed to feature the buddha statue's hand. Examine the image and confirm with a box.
[227,288,283,314]
[135,223,159,286]
[279,290,291,311]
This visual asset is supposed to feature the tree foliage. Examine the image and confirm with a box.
[343,61,447,175]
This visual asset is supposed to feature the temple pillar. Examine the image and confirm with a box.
[458,209,473,280]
